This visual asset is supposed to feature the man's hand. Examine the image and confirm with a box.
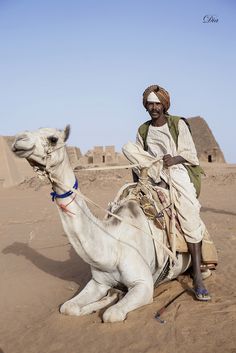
[163,154,176,167]
[163,154,186,167]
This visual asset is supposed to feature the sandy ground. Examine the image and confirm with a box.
[1,162,236,353]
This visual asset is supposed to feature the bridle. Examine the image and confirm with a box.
[31,139,78,204]
[30,138,65,176]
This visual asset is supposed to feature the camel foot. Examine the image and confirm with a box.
[60,301,82,316]
[60,292,120,317]
[103,306,127,323]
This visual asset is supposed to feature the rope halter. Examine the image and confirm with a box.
[50,178,78,201]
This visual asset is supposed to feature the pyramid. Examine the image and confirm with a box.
[188,117,225,163]
[0,136,33,188]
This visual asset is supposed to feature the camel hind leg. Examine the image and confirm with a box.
[60,278,111,316]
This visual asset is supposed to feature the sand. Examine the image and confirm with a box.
[1,162,236,353]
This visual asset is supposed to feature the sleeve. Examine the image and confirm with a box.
[136,131,144,149]
[177,119,199,165]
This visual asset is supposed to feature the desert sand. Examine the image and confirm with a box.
[1,162,236,353]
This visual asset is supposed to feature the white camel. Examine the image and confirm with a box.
[12,125,192,323]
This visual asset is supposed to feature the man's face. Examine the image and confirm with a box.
[146,101,165,120]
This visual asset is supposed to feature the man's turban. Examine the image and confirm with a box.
[143,85,170,112]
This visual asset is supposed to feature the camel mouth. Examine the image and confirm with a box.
[12,146,35,158]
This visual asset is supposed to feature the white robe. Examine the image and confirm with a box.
[123,120,205,243]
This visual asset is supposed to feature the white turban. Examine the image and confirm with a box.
[147,92,161,103]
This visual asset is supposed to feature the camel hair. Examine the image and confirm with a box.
[12,125,191,323]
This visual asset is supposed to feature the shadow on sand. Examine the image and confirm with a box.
[2,241,91,287]
[201,207,236,216]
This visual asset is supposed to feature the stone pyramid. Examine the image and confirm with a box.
[0,136,31,188]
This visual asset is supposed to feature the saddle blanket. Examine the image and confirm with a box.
[107,182,218,267]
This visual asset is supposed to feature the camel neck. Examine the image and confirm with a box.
[49,152,76,195]
[47,151,115,268]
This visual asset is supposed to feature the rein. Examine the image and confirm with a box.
[56,193,77,216]
[34,143,177,262]
[49,175,178,262]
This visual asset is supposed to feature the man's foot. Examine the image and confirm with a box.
[187,242,211,302]
[192,275,211,301]
[193,287,211,301]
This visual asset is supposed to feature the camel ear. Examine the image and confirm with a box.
[63,125,70,142]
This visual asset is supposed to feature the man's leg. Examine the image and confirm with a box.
[187,241,211,301]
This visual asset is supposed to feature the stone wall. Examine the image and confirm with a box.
[75,145,126,167]
[66,146,82,168]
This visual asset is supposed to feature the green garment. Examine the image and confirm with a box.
[137,115,205,198]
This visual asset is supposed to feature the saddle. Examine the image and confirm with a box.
[108,177,218,268]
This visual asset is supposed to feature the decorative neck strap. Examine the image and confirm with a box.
[50,179,78,202]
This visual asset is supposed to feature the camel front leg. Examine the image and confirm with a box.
[103,280,153,322]
[60,278,110,316]
[103,261,154,323]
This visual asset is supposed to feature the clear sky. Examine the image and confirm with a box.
[0,0,235,162]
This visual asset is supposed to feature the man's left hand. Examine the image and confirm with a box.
[163,154,186,167]
[163,154,177,167]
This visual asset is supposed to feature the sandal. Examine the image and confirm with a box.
[193,287,211,301]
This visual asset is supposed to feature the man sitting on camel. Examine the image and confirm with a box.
[126,84,211,301]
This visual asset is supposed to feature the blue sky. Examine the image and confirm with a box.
[0,0,235,162]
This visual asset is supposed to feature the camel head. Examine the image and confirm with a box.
[12,125,70,172]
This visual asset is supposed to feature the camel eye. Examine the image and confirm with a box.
[48,136,58,144]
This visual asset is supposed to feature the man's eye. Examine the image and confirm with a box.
[48,136,58,144]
